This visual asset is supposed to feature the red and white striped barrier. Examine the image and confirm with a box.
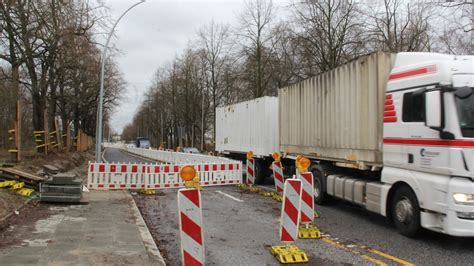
[272,161,284,193]
[280,179,302,243]
[87,162,147,189]
[88,162,242,190]
[178,188,205,266]
[298,172,314,223]
[246,158,255,186]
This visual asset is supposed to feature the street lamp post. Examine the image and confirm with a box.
[95,0,145,162]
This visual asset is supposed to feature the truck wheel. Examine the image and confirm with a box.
[311,168,328,205]
[254,160,266,185]
[391,186,420,237]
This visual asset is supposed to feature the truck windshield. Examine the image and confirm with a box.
[455,87,474,138]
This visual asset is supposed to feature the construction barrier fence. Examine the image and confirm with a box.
[87,161,243,190]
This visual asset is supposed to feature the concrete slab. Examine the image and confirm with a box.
[0,190,165,265]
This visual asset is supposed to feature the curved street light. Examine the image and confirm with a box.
[96,0,146,162]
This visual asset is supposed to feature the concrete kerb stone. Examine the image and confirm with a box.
[129,193,165,265]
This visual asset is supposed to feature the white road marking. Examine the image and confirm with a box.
[215,190,244,202]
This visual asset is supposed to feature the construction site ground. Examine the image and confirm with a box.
[0,150,164,265]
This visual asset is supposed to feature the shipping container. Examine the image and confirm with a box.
[279,52,396,166]
[216,96,279,157]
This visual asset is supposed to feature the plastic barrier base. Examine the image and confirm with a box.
[138,189,156,195]
[258,191,273,197]
[270,244,308,264]
[18,188,34,197]
[0,180,17,188]
[271,192,283,202]
[11,182,24,190]
[298,224,321,239]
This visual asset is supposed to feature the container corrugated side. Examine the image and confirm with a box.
[279,52,395,165]
[216,96,278,157]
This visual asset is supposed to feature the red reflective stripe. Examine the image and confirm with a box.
[204,165,209,171]
[284,198,298,225]
[212,181,218,184]
[180,213,203,245]
[174,184,180,187]
[389,65,437,81]
[300,212,312,223]
[164,166,169,173]
[384,105,395,111]
[221,164,226,171]
[155,184,160,188]
[109,184,115,188]
[98,184,104,188]
[183,250,203,266]
[198,165,201,171]
[165,184,170,188]
[384,99,393,105]
[131,184,137,188]
[89,164,94,172]
[121,165,127,173]
[221,181,226,184]
[174,166,179,172]
[99,164,105,172]
[120,184,126,188]
[385,94,392,100]
[384,111,396,117]
[384,117,397,123]
[204,182,209,185]
[180,189,200,207]
[110,164,116,173]
[236,164,239,170]
[132,165,138,173]
[212,165,217,171]
[229,180,234,183]
[281,225,295,242]
[142,166,146,172]
[383,138,474,147]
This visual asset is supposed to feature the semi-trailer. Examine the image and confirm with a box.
[216,52,474,237]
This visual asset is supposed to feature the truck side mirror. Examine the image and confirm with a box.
[425,90,442,129]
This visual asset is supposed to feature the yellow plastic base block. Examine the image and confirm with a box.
[298,224,321,239]
[270,244,309,264]
[11,182,24,190]
[236,184,249,190]
[271,192,283,202]
[249,187,260,193]
[258,191,273,197]
[0,180,17,188]
[18,188,34,197]
[138,189,156,195]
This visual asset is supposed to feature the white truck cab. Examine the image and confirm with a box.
[382,53,474,236]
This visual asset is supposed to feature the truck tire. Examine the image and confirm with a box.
[311,167,329,205]
[391,186,420,237]
[254,159,266,185]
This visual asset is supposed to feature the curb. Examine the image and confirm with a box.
[129,193,166,265]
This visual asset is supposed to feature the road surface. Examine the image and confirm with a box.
[104,147,474,265]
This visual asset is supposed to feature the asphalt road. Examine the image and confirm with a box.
[104,148,474,265]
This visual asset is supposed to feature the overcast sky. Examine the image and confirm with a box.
[104,0,290,133]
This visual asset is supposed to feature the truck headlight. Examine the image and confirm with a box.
[453,193,474,205]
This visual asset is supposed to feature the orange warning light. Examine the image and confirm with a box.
[272,152,281,162]
[299,157,311,172]
[180,165,197,181]
[246,151,254,159]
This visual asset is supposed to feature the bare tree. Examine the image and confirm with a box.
[237,0,276,98]
[292,0,364,75]
[366,0,433,53]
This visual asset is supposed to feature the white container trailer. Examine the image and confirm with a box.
[216,96,279,182]
[279,52,474,237]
